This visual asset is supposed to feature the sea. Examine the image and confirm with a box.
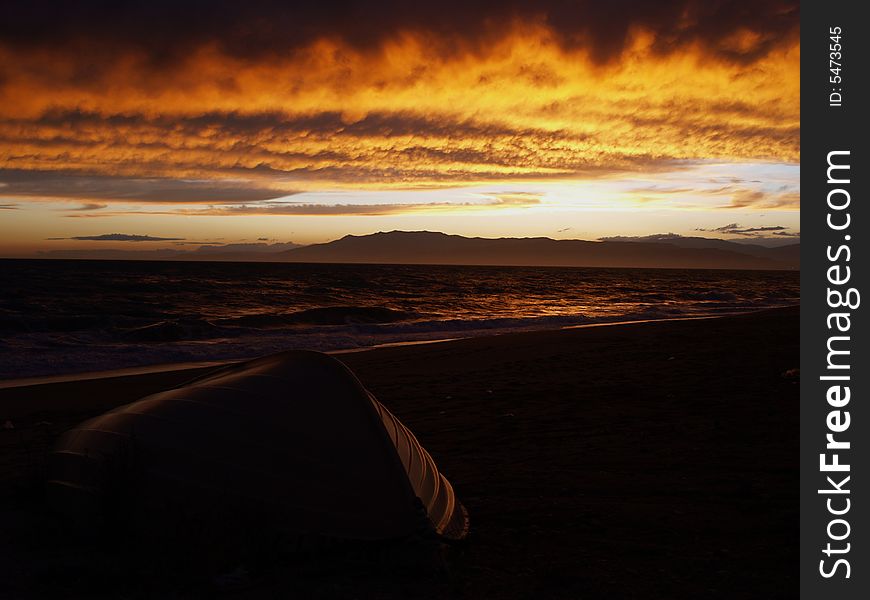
[0,259,800,380]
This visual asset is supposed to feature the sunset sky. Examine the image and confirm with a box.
[0,1,800,255]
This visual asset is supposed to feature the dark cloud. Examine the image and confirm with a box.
[0,99,798,190]
[0,170,293,203]
[695,223,794,237]
[601,233,685,241]
[10,102,794,169]
[0,3,799,197]
[0,109,595,168]
[67,203,107,211]
[129,193,541,217]
[0,110,688,188]
[48,233,185,242]
[0,203,18,209]
[0,1,799,65]
[22,109,551,141]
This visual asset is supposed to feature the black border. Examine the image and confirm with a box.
[801,2,867,596]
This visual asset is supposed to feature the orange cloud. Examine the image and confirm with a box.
[0,2,799,202]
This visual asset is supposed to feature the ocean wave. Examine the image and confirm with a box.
[213,306,421,328]
[0,260,800,379]
[349,313,595,335]
[0,304,798,380]
[681,291,740,301]
[118,319,223,342]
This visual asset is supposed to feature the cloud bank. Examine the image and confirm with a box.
[0,1,800,203]
[695,223,800,237]
[48,233,185,242]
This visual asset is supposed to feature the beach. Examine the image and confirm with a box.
[0,307,799,599]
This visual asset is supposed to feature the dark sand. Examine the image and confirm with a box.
[0,307,799,599]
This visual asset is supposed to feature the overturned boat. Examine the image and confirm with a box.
[48,351,468,546]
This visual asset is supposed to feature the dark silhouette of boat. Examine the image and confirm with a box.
[48,351,469,548]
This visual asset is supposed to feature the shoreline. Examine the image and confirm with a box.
[0,307,795,390]
[0,304,800,598]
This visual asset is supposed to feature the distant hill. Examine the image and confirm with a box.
[36,242,301,262]
[281,231,799,270]
[192,242,301,255]
[601,234,800,263]
[187,242,302,262]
